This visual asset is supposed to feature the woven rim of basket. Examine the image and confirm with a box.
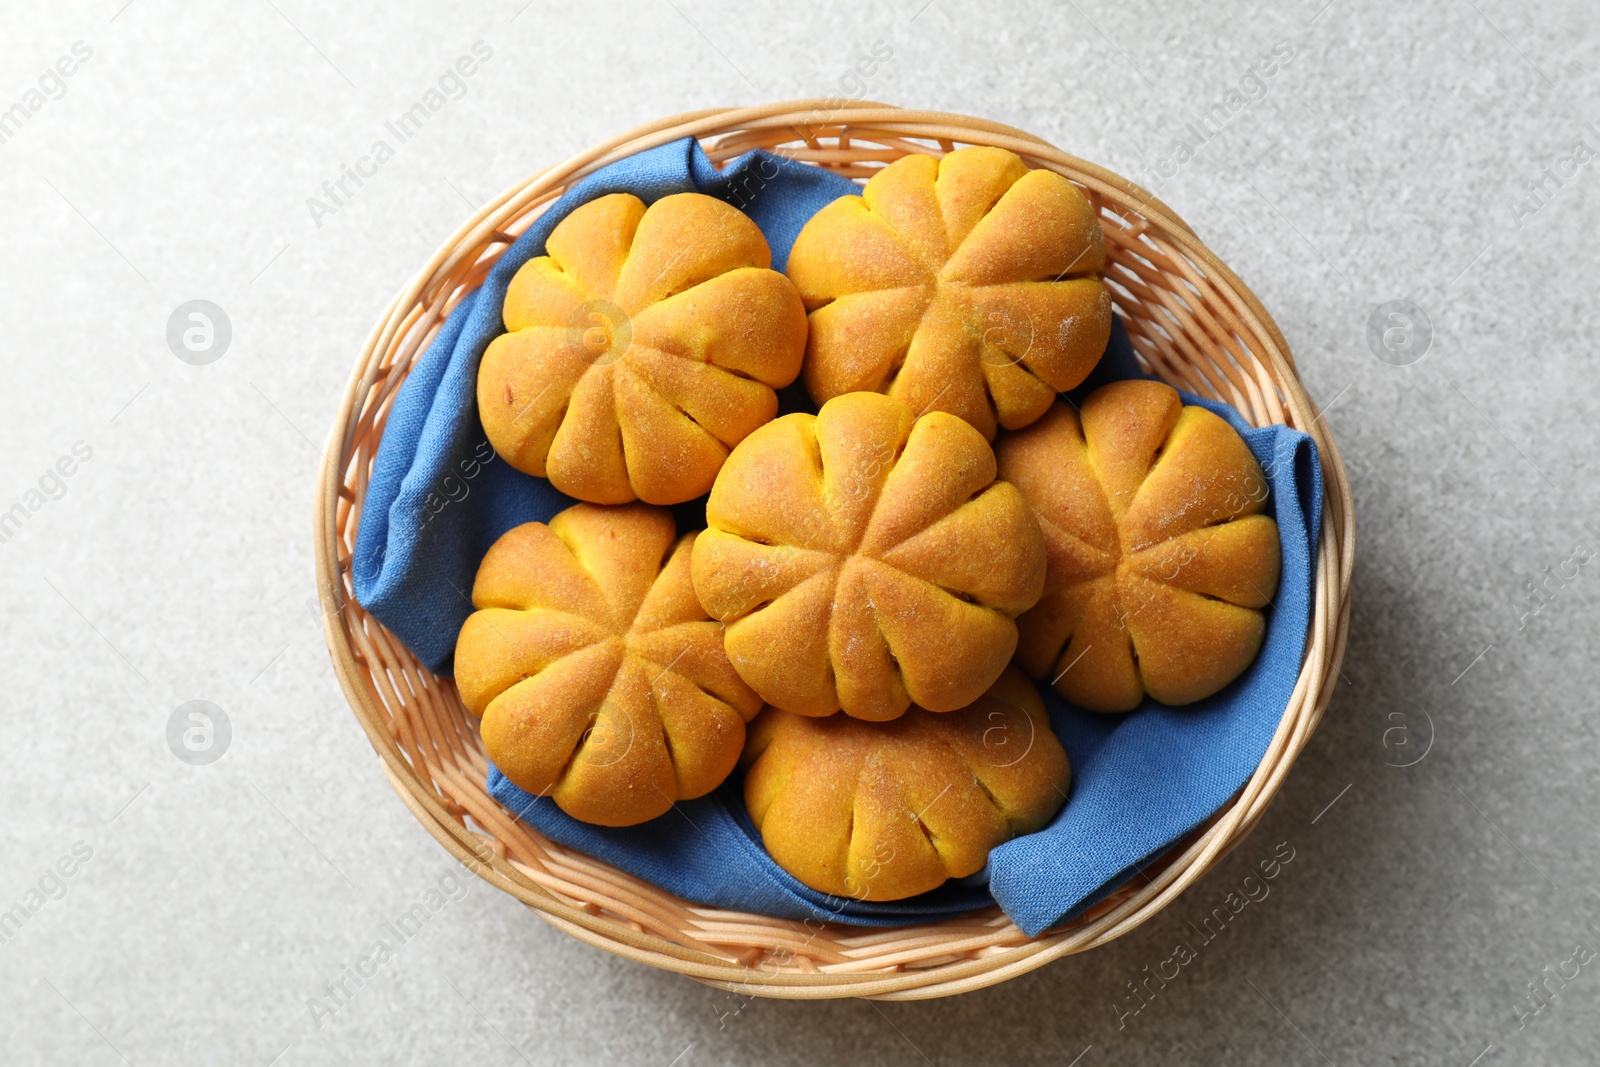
[313,100,1354,1001]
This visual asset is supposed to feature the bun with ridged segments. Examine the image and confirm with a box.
[996,380,1282,713]
[455,503,762,826]
[478,192,807,505]
[692,390,1046,722]
[785,146,1112,440]
[743,667,1070,901]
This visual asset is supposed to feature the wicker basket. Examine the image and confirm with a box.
[313,101,1354,1000]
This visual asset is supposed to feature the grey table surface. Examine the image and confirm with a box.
[3,0,1598,1063]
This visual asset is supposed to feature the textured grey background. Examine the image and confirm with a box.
[2,0,1597,1063]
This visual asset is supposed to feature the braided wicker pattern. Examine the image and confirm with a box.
[313,102,1354,1000]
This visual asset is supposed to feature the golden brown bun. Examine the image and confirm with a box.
[785,146,1112,440]
[743,666,1070,901]
[455,503,762,826]
[995,380,1282,712]
[692,391,1046,721]
[477,192,808,505]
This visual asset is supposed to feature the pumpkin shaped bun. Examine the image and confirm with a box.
[996,380,1282,713]
[743,667,1070,901]
[692,390,1047,722]
[785,146,1112,440]
[478,192,808,505]
[455,503,762,826]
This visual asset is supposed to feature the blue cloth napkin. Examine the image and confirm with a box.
[354,138,1323,936]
